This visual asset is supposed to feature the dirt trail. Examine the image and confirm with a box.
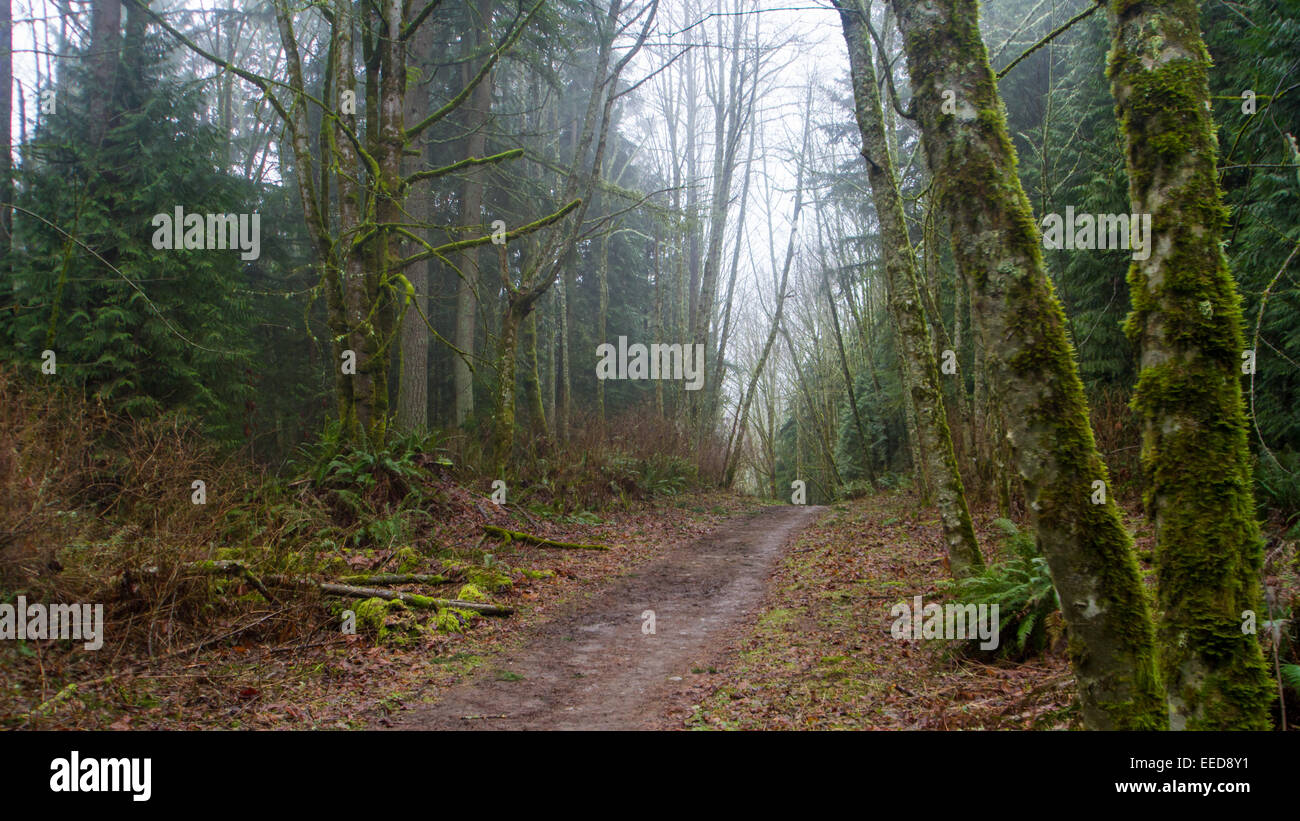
[386,504,825,730]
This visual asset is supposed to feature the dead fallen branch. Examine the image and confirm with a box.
[337,572,459,586]
[180,560,277,603]
[163,562,510,615]
[482,524,610,551]
[266,577,514,616]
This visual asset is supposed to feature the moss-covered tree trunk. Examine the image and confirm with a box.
[522,311,547,436]
[888,0,1166,729]
[1107,0,1273,729]
[895,314,930,500]
[330,0,371,444]
[835,0,982,578]
[491,291,525,476]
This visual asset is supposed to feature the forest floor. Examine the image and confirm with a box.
[2,490,768,729]
[6,488,1088,730]
[383,491,1078,731]
[671,492,1076,729]
[385,503,825,729]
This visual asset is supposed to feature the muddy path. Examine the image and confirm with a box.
[385,504,826,730]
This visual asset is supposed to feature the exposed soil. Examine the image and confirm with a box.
[385,504,826,729]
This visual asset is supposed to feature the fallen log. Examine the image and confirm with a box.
[160,563,511,615]
[336,572,459,586]
[266,576,514,616]
[482,525,610,551]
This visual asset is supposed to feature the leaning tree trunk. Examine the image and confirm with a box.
[888,0,1166,729]
[1108,0,1273,729]
[835,0,982,578]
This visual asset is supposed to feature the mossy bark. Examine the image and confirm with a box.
[313,583,513,615]
[888,0,1166,729]
[522,310,546,436]
[490,286,524,477]
[897,343,931,502]
[337,572,460,585]
[1107,0,1273,729]
[834,0,982,578]
[482,525,610,551]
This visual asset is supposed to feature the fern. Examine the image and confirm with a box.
[1281,664,1300,695]
[943,520,1061,657]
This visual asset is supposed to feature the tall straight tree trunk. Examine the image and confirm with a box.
[822,267,875,489]
[710,20,762,430]
[888,0,1166,729]
[556,104,574,438]
[1108,0,1273,729]
[1,0,11,282]
[454,0,495,427]
[653,226,665,416]
[690,6,747,437]
[672,209,689,419]
[556,258,570,434]
[814,187,875,488]
[595,227,610,423]
[841,256,887,476]
[366,0,408,445]
[835,0,981,576]
[684,49,701,351]
[87,0,121,146]
[396,12,436,433]
[328,0,368,441]
[893,306,930,499]
[544,292,556,427]
[765,374,778,498]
